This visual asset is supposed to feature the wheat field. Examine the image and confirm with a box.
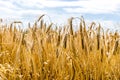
[0,15,120,80]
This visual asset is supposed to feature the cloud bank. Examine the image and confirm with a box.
[0,0,120,29]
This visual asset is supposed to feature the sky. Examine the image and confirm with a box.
[0,0,120,30]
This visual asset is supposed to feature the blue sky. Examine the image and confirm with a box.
[0,0,120,30]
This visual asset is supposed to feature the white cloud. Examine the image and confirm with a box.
[1,0,120,19]
[35,0,120,14]
[0,0,46,19]
[0,0,120,30]
[38,0,120,8]
[0,0,15,9]
[63,7,116,14]
[63,0,120,14]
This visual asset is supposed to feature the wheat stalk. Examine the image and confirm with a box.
[68,17,74,35]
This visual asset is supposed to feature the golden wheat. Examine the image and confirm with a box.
[0,15,120,80]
